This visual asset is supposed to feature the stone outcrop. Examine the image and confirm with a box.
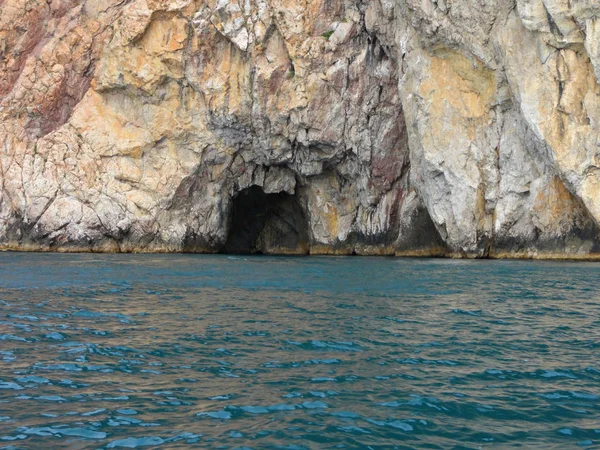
[1,0,599,258]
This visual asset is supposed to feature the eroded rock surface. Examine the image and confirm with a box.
[1,0,599,257]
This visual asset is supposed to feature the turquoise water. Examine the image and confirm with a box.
[0,254,599,449]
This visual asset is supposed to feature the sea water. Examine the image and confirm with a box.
[0,253,599,449]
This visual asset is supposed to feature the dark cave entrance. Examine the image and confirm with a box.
[224,186,309,255]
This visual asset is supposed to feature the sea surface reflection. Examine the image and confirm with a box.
[0,254,599,449]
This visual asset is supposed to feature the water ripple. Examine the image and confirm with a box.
[0,254,599,448]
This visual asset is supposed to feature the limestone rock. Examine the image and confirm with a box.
[1,0,599,258]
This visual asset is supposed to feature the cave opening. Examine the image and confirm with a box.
[224,186,309,255]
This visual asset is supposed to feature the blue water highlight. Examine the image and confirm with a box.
[0,253,599,448]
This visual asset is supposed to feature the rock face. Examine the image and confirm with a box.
[1,0,600,258]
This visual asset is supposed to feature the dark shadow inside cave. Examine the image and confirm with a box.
[224,186,309,255]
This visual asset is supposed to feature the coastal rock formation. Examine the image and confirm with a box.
[1,0,599,257]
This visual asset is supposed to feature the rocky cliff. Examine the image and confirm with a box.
[1,0,600,257]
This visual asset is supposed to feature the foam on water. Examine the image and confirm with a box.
[0,253,599,448]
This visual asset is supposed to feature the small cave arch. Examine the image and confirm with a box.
[224,186,309,255]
